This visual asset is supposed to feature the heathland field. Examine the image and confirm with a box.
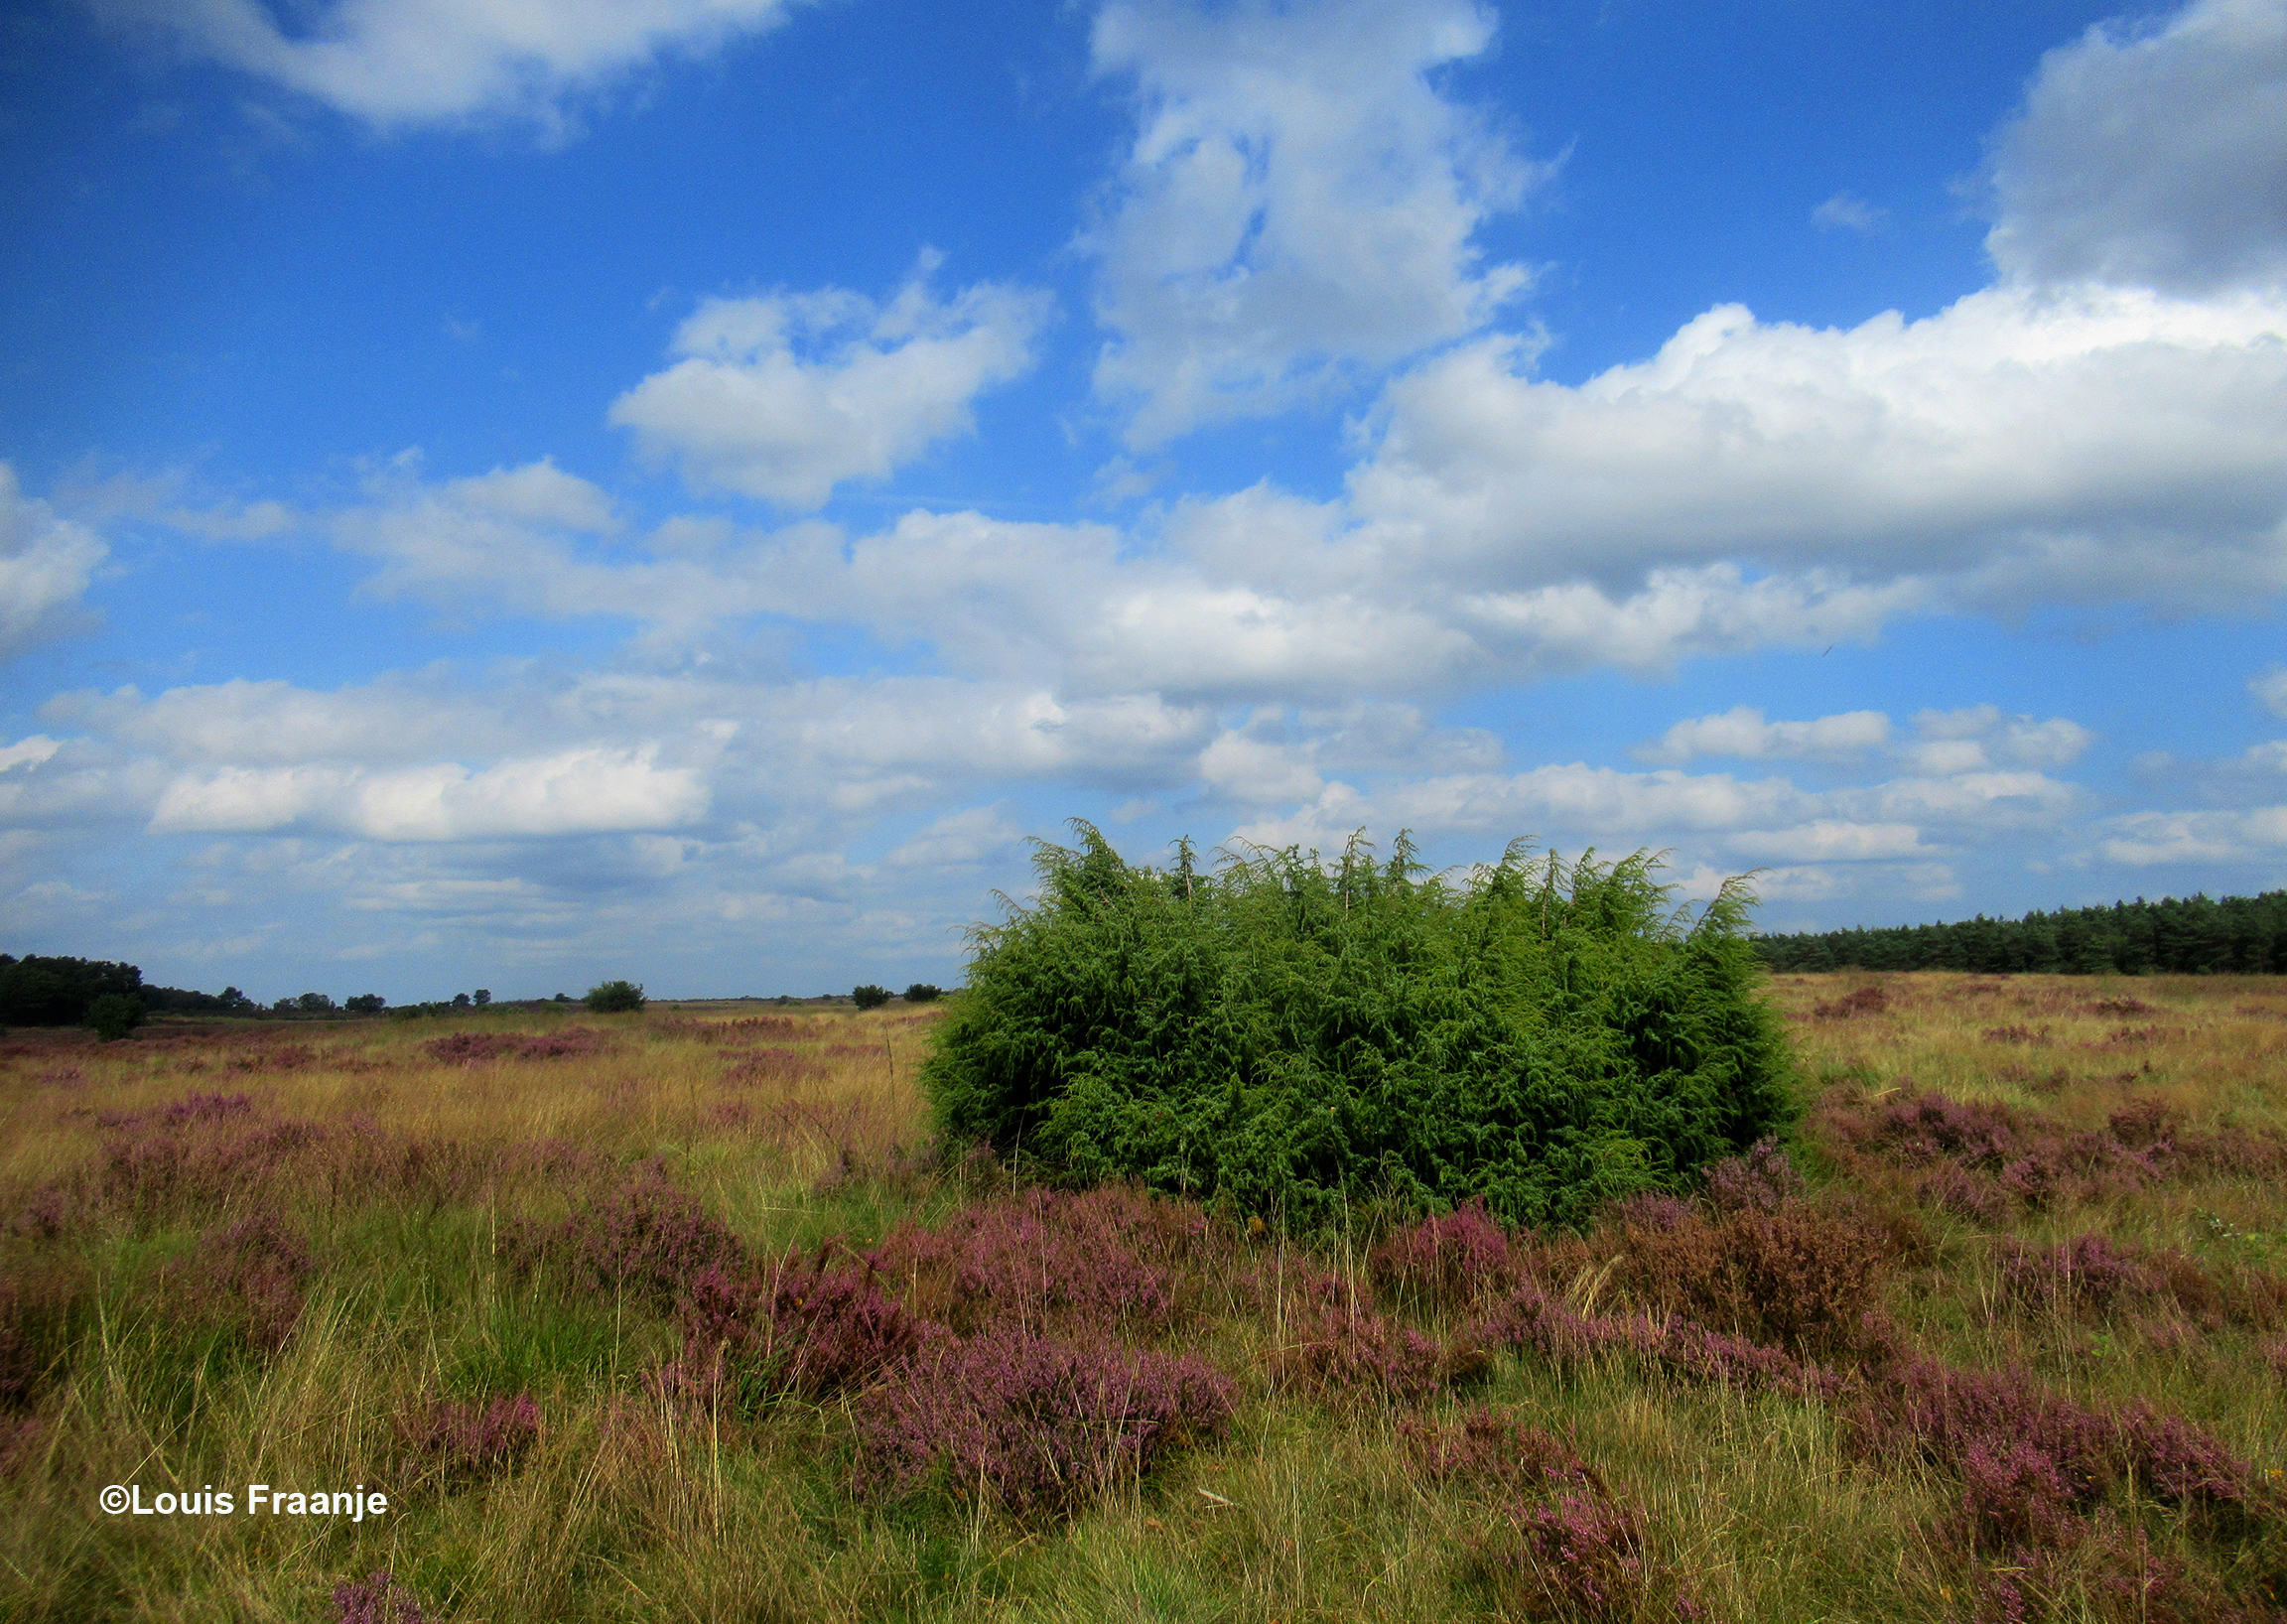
[2,975,2284,1622]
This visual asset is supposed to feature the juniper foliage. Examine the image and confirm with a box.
[923,824,1794,1228]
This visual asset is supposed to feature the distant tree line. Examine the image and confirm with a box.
[0,954,257,1026]
[1751,890,2287,975]
[0,953,383,1029]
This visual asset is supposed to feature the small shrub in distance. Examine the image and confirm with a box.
[903,982,943,1003]
[82,993,144,1042]
[586,980,645,1014]
[852,984,891,1010]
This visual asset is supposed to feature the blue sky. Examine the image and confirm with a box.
[3,0,2286,1002]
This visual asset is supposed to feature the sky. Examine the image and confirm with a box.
[2,0,2286,1003]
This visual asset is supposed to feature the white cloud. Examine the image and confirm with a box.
[610,264,1054,510]
[883,805,1023,869]
[1900,706,2096,774]
[109,0,811,133]
[2253,665,2287,717]
[1813,192,1886,234]
[2091,804,2287,865]
[1082,0,1542,447]
[0,465,107,662]
[1197,732,1325,805]
[1986,0,2287,295]
[1237,762,1814,851]
[149,746,708,841]
[1347,282,2287,617]
[49,677,488,766]
[1855,769,2083,829]
[0,737,62,773]
[1635,707,1891,765]
[1724,821,1929,864]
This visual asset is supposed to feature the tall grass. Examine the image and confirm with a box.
[0,975,2279,1621]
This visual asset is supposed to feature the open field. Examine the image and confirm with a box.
[1,974,2284,1622]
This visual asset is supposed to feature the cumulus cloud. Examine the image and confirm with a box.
[1236,762,1814,852]
[1987,0,2287,294]
[149,746,708,841]
[1901,706,2095,774]
[1347,282,2287,617]
[1636,707,1891,765]
[48,677,490,767]
[0,466,107,662]
[610,263,1054,510]
[2253,665,2287,717]
[1724,821,1931,864]
[105,0,811,133]
[334,456,634,603]
[2091,804,2287,865]
[1082,0,1543,447]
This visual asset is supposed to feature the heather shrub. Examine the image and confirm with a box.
[662,1245,937,1406]
[505,1163,742,1308]
[1261,1264,1483,1404]
[1954,1436,2082,1556]
[925,826,1794,1230]
[426,1029,605,1064]
[1811,984,1889,1019]
[1467,1486,1706,1622]
[333,1570,431,1624]
[1473,1278,1832,1402]
[850,1333,1234,1519]
[1699,1139,1807,1212]
[1607,1196,1894,1356]
[1817,1088,2199,1214]
[1998,1234,2171,1321]
[166,1213,314,1353]
[868,1183,1206,1336]
[395,1392,541,1485]
[1954,1529,2244,1624]
[426,1032,520,1063]
[1368,1197,1515,1314]
[1837,1351,2259,1522]
[514,1027,606,1059]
